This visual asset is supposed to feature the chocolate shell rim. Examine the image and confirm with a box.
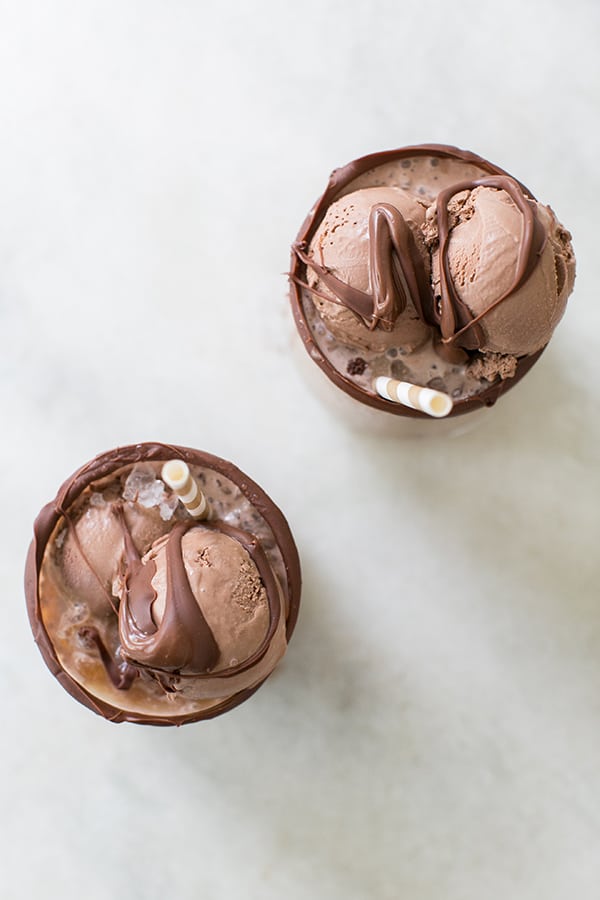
[289,142,546,419]
[24,442,302,726]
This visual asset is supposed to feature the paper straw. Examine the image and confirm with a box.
[161,460,210,519]
[374,377,453,418]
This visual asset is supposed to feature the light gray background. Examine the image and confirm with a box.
[1,2,599,898]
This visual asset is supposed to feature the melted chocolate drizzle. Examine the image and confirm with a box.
[58,497,282,689]
[115,510,221,675]
[114,505,157,633]
[295,169,546,352]
[293,200,431,332]
[435,176,547,349]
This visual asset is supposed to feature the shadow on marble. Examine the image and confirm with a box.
[361,343,600,653]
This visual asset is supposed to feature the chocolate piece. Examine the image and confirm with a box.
[25,443,301,726]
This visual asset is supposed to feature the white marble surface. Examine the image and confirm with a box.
[1,2,599,897]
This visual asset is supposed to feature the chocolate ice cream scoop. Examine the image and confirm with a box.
[128,526,269,672]
[299,186,432,352]
[25,443,301,725]
[428,182,574,356]
[289,144,576,419]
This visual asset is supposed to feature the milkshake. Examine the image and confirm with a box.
[25,443,301,725]
[289,144,575,426]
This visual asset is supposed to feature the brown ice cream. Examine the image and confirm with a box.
[289,144,575,418]
[305,186,432,352]
[25,443,301,725]
[427,185,574,356]
[132,528,269,672]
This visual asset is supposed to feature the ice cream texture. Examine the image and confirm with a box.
[133,527,269,671]
[25,444,301,725]
[304,186,431,352]
[290,144,575,417]
[427,184,573,356]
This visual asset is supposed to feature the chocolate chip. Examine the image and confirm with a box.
[347,357,367,376]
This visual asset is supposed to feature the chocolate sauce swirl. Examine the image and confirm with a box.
[294,201,431,331]
[434,176,547,349]
[294,156,545,351]
[25,443,302,725]
[114,509,282,682]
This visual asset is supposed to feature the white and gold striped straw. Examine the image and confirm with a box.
[161,460,211,519]
[374,376,453,418]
